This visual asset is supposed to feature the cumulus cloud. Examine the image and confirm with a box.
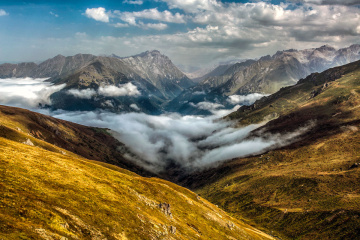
[114,8,185,28]
[123,0,144,5]
[0,9,8,16]
[294,0,360,5]
[0,78,65,108]
[85,7,110,22]
[67,83,141,98]
[227,93,269,105]
[139,22,168,30]
[161,0,221,13]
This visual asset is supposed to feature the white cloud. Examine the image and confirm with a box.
[67,83,141,98]
[51,110,315,172]
[49,11,59,17]
[139,22,168,30]
[113,23,129,28]
[296,0,360,5]
[189,101,240,116]
[67,89,96,99]
[0,78,65,108]
[130,104,140,111]
[123,0,144,5]
[190,101,224,111]
[0,9,8,16]
[85,7,110,23]
[114,8,186,25]
[98,83,141,97]
[227,93,269,105]
[161,0,221,13]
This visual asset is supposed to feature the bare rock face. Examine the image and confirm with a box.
[158,203,172,218]
[170,225,176,234]
[23,139,34,146]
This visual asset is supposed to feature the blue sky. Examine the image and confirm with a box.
[0,0,359,70]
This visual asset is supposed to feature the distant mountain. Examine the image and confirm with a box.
[118,50,194,99]
[0,54,97,78]
[166,44,360,115]
[215,44,360,95]
[0,50,194,114]
[50,61,163,114]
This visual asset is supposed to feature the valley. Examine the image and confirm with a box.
[1,44,360,239]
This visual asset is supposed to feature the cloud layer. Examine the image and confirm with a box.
[52,110,314,172]
[227,93,269,105]
[67,83,141,98]
[0,78,65,108]
[0,77,315,174]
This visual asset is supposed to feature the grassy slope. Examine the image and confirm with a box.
[192,61,360,239]
[0,134,275,239]
[0,105,152,176]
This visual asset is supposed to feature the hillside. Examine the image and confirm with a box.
[0,105,152,176]
[0,110,274,240]
[182,60,360,239]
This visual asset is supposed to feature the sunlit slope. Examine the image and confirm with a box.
[191,60,360,239]
[0,105,152,176]
[0,136,274,240]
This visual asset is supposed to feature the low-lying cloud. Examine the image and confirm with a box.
[227,93,269,105]
[0,77,315,174]
[51,110,315,172]
[0,77,65,108]
[67,83,141,98]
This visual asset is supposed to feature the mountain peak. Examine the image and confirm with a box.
[138,50,163,57]
[316,44,336,52]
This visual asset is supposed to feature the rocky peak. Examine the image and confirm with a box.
[316,45,336,52]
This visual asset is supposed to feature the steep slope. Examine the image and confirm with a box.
[165,60,256,115]
[183,60,360,239]
[49,61,163,114]
[0,111,274,240]
[0,104,152,176]
[118,50,195,99]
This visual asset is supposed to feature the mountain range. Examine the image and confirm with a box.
[166,44,360,115]
[1,44,359,115]
[0,50,194,114]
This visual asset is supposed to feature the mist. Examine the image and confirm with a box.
[0,77,315,173]
[0,78,65,108]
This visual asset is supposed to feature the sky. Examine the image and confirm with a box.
[0,0,360,70]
